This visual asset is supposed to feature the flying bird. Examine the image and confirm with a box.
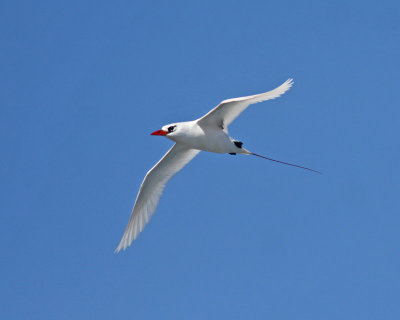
[116,79,319,252]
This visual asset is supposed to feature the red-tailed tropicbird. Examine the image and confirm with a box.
[116,79,320,252]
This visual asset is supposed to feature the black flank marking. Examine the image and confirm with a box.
[234,141,243,148]
[229,153,236,155]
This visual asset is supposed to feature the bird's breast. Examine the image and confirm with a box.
[175,128,236,154]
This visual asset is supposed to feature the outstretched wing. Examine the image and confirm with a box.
[198,79,293,129]
[116,144,200,252]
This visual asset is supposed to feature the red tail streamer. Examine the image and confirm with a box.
[250,153,322,174]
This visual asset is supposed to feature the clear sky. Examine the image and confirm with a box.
[1,1,399,319]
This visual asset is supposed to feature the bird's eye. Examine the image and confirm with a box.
[168,125,176,133]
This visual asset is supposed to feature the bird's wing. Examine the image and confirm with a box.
[197,79,293,129]
[115,143,200,252]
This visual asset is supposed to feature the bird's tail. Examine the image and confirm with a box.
[245,150,321,174]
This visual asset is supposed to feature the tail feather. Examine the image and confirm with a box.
[249,152,321,174]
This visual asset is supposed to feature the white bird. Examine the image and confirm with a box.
[115,79,319,252]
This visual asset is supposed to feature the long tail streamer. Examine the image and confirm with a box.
[250,153,322,174]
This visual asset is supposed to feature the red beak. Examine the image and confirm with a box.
[150,129,168,136]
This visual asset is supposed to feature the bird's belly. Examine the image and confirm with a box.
[177,131,236,153]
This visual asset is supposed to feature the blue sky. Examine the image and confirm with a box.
[1,1,399,319]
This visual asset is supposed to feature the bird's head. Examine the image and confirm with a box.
[150,123,179,140]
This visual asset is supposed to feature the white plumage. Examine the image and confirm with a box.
[116,145,199,252]
[116,79,296,252]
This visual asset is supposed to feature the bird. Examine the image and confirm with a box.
[115,79,320,252]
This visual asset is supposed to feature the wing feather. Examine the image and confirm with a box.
[198,79,293,129]
[115,144,200,252]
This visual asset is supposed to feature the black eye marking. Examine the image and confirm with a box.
[168,125,176,133]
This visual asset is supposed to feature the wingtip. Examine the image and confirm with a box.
[115,242,130,253]
[285,78,294,87]
[114,236,129,253]
[114,228,137,253]
[114,244,123,254]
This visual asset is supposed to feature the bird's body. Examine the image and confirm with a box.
[115,78,318,252]
[164,120,248,154]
